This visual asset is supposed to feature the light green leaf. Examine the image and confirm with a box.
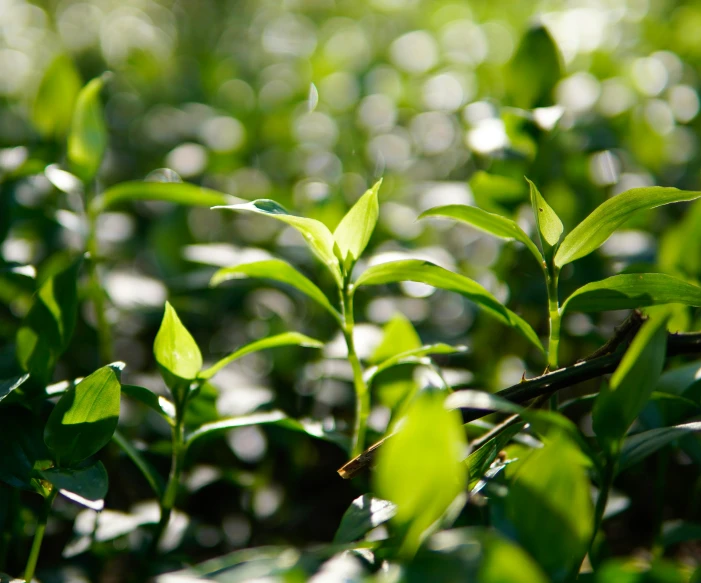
[67,74,108,182]
[618,422,701,473]
[93,181,235,214]
[210,259,339,320]
[469,171,527,209]
[0,374,29,403]
[355,260,543,353]
[199,332,323,379]
[40,460,109,510]
[44,365,122,466]
[374,389,467,558]
[154,302,203,394]
[562,273,701,314]
[369,312,421,364]
[555,186,701,268]
[593,313,670,451]
[445,389,523,414]
[121,384,176,423]
[333,494,397,543]
[527,178,563,253]
[213,200,342,285]
[333,179,381,268]
[366,344,467,383]
[112,430,164,497]
[420,204,543,266]
[31,54,82,139]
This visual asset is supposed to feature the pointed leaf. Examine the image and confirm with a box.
[369,312,422,364]
[420,204,543,266]
[121,384,175,423]
[333,179,381,266]
[67,75,108,182]
[213,200,342,285]
[333,494,397,543]
[154,302,203,393]
[31,55,82,139]
[367,344,467,383]
[618,422,701,473]
[112,430,163,497]
[0,406,52,493]
[0,374,29,403]
[210,259,339,320]
[593,313,669,450]
[445,389,523,414]
[200,332,323,379]
[527,178,563,253]
[562,273,701,314]
[555,187,701,268]
[40,461,108,511]
[355,260,543,353]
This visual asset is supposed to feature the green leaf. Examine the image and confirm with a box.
[121,384,175,423]
[469,171,528,210]
[562,273,701,314]
[16,257,81,386]
[367,344,467,383]
[31,55,82,139]
[527,178,563,254]
[502,435,594,582]
[154,302,203,395]
[369,312,422,364]
[39,460,108,510]
[555,187,701,268]
[333,179,381,267]
[618,422,701,472]
[0,374,29,402]
[333,494,397,543]
[210,259,340,320]
[445,389,523,414]
[593,314,669,451]
[112,430,163,497]
[374,389,467,558]
[213,200,342,285]
[466,423,523,491]
[93,181,235,214]
[356,260,543,353]
[44,365,122,466]
[67,75,108,182]
[419,204,543,266]
[199,332,323,379]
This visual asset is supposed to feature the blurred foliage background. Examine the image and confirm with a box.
[2,0,701,579]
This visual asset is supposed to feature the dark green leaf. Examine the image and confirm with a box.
[661,520,701,548]
[31,54,82,139]
[355,260,543,353]
[527,178,563,254]
[199,332,323,379]
[121,384,175,423]
[67,75,108,182]
[40,460,108,510]
[210,259,340,320]
[466,423,523,491]
[618,422,701,472]
[555,187,701,268]
[333,494,397,543]
[112,430,163,497]
[0,374,29,402]
[419,204,543,265]
[562,273,701,314]
[44,365,122,466]
[333,179,381,267]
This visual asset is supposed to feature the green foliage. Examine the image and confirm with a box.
[333,179,381,269]
[67,75,108,182]
[39,461,109,510]
[528,177,563,257]
[31,55,82,139]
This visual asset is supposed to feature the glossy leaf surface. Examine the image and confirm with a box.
[0,374,29,402]
[40,460,109,510]
[333,494,397,543]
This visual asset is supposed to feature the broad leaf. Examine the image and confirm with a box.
[419,204,543,265]
[67,75,108,182]
[527,178,563,255]
[199,332,323,379]
[154,302,203,395]
[618,422,701,472]
[0,374,29,402]
[374,389,467,558]
[369,312,422,364]
[40,460,108,511]
[93,181,235,213]
[213,200,342,285]
[593,314,669,451]
[31,54,82,139]
[333,179,381,268]
[366,344,467,383]
[333,494,397,543]
[562,273,701,314]
[44,365,122,466]
[121,384,175,423]
[355,260,543,353]
[555,186,701,268]
[210,259,339,320]
[112,430,163,497]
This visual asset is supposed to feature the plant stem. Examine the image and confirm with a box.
[24,487,57,583]
[86,202,113,364]
[546,267,561,371]
[590,455,616,556]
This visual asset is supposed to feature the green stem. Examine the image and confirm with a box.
[24,487,57,583]
[546,267,561,371]
[86,203,113,364]
[590,456,616,556]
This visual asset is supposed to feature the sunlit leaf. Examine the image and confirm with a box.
[333,179,381,268]
[210,259,339,320]
[466,423,523,491]
[420,204,543,265]
[618,422,701,472]
[445,389,523,414]
[555,187,701,268]
[67,74,108,182]
[366,344,467,383]
[199,332,323,379]
[44,365,122,466]
[40,460,108,511]
[31,54,82,139]
[333,494,397,543]
[375,389,467,558]
[527,178,563,255]
[355,260,543,353]
[369,312,421,364]
[562,273,701,314]
[121,384,175,423]
[0,374,29,402]
[213,200,342,285]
